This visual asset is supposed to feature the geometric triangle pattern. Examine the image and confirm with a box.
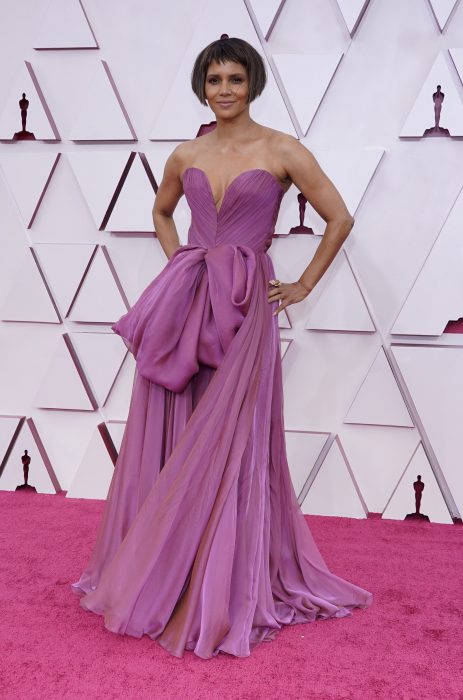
[0,415,24,474]
[247,0,285,40]
[304,249,375,332]
[0,248,61,323]
[33,334,95,411]
[277,307,292,329]
[400,52,463,137]
[335,0,372,36]
[0,416,60,494]
[382,442,453,524]
[391,344,463,519]
[427,0,459,31]
[34,243,96,317]
[273,53,344,136]
[0,61,60,141]
[276,147,384,238]
[285,430,330,498]
[339,424,420,513]
[306,146,385,230]
[67,151,131,229]
[391,185,463,336]
[280,337,292,361]
[101,352,137,422]
[33,0,99,50]
[69,60,136,142]
[66,423,116,499]
[106,420,127,454]
[105,153,156,232]
[70,331,127,407]
[449,47,463,85]
[68,246,128,323]
[344,346,414,427]
[0,152,60,228]
[101,235,170,309]
[300,437,367,518]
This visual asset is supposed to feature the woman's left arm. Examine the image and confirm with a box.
[269,136,355,316]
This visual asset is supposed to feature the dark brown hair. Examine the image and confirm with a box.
[191,36,267,105]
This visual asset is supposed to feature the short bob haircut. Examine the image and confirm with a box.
[191,36,267,105]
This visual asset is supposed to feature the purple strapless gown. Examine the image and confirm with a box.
[70,166,373,659]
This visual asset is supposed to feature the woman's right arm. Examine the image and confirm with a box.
[152,147,185,260]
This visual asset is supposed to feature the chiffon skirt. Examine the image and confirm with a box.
[70,247,373,659]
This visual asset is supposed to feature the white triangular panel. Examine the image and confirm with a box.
[66,427,114,499]
[0,153,59,228]
[304,250,375,332]
[105,155,156,232]
[28,411,97,491]
[344,347,414,426]
[392,345,463,517]
[427,0,459,31]
[69,60,136,141]
[0,248,60,323]
[68,247,127,323]
[35,243,95,316]
[273,53,343,135]
[248,0,285,39]
[335,0,371,36]
[0,415,23,467]
[278,308,291,329]
[105,236,168,307]
[382,443,452,524]
[400,52,463,137]
[301,439,366,518]
[280,337,292,361]
[70,332,127,406]
[144,143,182,184]
[33,336,93,410]
[285,431,330,497]
[391,187,463,335]
[67,151,129,229]
[102,353,136,421]
[339,425,420,513]
[305,146,384,231]
[150,0,295,139]
[0,420,57,494]
[34,0,98,49]
[106,421,127,454]
[0,61,59,141]
[449,47,463,86]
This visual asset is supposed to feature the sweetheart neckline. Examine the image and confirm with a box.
[183,166,286,217]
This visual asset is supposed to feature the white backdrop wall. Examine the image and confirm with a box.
[0,0,462,524]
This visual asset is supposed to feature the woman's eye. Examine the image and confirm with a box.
[207,77,243,84]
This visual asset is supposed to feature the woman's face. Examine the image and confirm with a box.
[204,60,249,117]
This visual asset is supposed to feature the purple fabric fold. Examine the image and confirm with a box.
[111,243,258,393]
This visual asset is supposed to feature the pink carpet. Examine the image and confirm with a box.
[1,490,462,700]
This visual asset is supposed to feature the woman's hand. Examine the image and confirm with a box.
[268,279,311,316]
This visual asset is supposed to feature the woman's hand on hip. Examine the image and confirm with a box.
[267,279,311,316]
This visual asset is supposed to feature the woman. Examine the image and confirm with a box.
[71,36,373,659]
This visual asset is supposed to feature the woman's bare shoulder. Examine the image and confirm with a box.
[167,137,212,173]
[167,141,194,167]
[263,126,311,156]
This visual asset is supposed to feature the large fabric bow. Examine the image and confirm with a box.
[112,244,258,393]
